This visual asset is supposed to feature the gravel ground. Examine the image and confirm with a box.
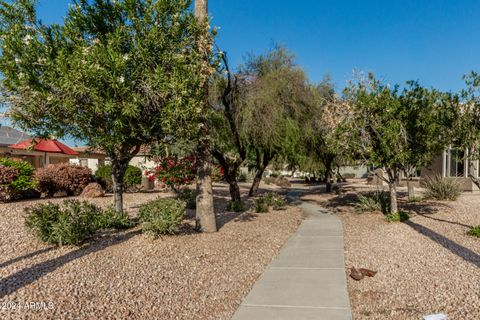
[0,183,302,319]
[302,180,480,320]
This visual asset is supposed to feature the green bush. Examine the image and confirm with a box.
[95,164,142,192]
[263,192,286,210]
[138,198,185,236]
[254,198,269,213]
[95,206,135,230]
[177,188,196,209]
[385,211,410,222]
[355,191,390,214]
[0,158,37,201]
[226,200,245,212]
[238,172,248,182]
[24,200,102,245]
[467,225,480,238]
[424,175,461,201]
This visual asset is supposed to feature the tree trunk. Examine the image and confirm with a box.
[111,160,128,213]
[194,0,216,233]
[196,135,217,232]
[388,182,398,213]
[228,179,241,202]
[249,167,265,197]
[325,158,333,193]
[407,180,415,200]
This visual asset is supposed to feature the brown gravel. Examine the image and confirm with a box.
[303,180,480,320]
[0,183,302,319]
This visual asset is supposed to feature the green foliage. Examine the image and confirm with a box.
[467,225,480,238]
[263,192,287,210]
[254,192,286,213]
[177,188,196,209]
[0,158,36,192]
[95,165,142,192]
[238,172,248,182]
[424,175,461,201]
[385,211,410,222]
[95,206,135,230]
[138,198,185,236]
[226,200,245,212]
[355,191,390,214]
[254,198,269,213]
[24,200,102,245]
[0,0,212,211]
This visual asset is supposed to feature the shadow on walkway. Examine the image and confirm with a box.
[403,220,480,268]
[0,230,141,298]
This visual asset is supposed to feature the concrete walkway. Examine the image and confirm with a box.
[232,201,352,320]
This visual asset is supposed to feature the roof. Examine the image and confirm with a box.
[73,146,106,155]
[0,126,32,147]
[9,138,79,155]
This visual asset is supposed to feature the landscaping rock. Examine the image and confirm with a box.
[81,182,105,198]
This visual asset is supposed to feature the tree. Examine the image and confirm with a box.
[303,77,352,192]
[345,73,458,212]
[0,0,208,212]
[210,53,248,203]
[194,0,217,232]
[398,81,459,199]
[239,46,311,196]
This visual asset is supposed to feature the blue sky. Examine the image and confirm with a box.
[3,0,480,144]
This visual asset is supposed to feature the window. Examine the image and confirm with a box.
[79,159,88,167]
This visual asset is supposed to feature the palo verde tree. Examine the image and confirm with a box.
[0,0,209,213]
[240,46,311,196]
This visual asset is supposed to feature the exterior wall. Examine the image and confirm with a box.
[339,165,369,179]
[129,155,156,173]
[420,154,444,178]
[70,158,104,173]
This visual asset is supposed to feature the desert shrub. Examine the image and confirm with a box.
[94,164,142,192]
[95,206,135,230]
[424,175,461,201]
[0,158,37,201]
[467,225,480,238]
[254,198,269,213]
[385,211,410,222]
[177,188,196,209]
[138,198,185,236]
[263,192,286,210]
[24,200,102,245]
[355,191,390,213]
[226,200,245,212]
[274,176,291,188]
[238,172,248,182]
[35,163,92,197]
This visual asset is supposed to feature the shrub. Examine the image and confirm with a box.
[274,176,291,188]
[254,198,269,213]
[95,206,135,230]
[148,156,196,191]
[355,191,390,213]
[467,225,480,238]
[263,192,286,210]
[94,164,142,192]
[177,188,196,209]
[0,158,37,201]
[138,198,185,236]
[238,172,248,182]
[385,211,410,222]
[35,163,92,197]
[407,196,423,203]
[24,200,102,245]
[226,200,245,212]
[424,175,461,201]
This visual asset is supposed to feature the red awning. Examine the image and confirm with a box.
[9,138,79,155]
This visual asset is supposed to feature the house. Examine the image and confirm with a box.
[70,147,107,173]
[0,126,75,169]
[420,147,480,191]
